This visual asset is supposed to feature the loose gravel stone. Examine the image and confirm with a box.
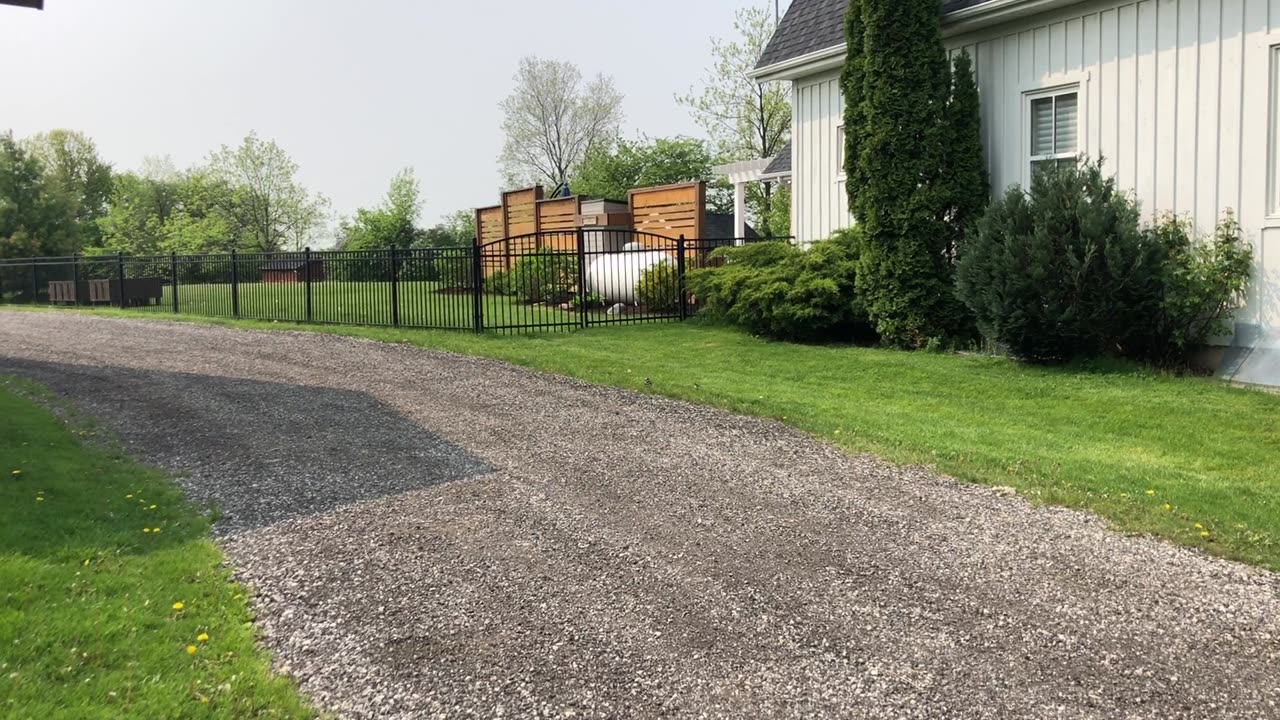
[1,310,1278,719]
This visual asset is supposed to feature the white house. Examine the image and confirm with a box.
[747,0,1280,384]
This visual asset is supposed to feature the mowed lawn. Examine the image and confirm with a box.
[129,280,583,330]
[0,379,313,718]
[45,310,1280,572]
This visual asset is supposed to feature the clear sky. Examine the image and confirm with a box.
[0,0,789,228]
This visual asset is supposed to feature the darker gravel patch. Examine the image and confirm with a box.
[1,358,491,536]
[2,310,1278,720]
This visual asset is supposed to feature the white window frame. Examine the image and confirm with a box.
[834,124,844,179]
[1268,44,1280,217]
[1025,84,1081,182]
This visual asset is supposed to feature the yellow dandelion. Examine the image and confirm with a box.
[186,645,197,655]
[1200,530,1210,538]
[82,559,89,567]
[143,528,151,533]
[1194,522,1203,530]
[172,601,184,611]
[10,469,20,476]
[1145,489,1155,496]
[126,494,133,499]
[1163,503,1172,511]
[35,496,44,502]
[196,632,209,642]
[152,527,161,533]
[149,504,156,510]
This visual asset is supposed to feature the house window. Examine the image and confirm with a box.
[1028,89,1078,176]
[1269,46,1280,215]
[836,125,845,173]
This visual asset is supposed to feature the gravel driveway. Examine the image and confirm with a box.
[2,311,1278,719]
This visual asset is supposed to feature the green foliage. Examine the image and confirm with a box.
[0,132,77,258]
[340,169,421,251]
[575,136,721,201]
[840,0,866,200]
[22,130,114,251]
[955,161,1168,362]
[1136,212,1254,363]
[571,291,605,311]
[436,248,476,290]
[206,132,328,252]
[417,209,476,248]
[942,50,989,252]
[484,268,514,295]
[845,0,972,348]
[511,249,577,304]
[635,261,680,311]
[687,233,872,342]
[678,4,790,231]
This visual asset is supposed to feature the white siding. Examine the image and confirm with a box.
[792,70,850,242]
[789,0,1280,335]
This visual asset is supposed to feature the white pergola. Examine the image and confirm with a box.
[712,158,775,243]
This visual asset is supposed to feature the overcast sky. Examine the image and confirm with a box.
[1,0,789,229]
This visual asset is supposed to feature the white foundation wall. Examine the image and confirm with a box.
[789,0,1280,341]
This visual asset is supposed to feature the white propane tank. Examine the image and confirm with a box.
[586,249,673,304]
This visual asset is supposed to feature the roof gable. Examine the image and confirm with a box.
[755,0,993,71]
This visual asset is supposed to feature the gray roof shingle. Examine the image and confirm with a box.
[756,0,995,71]
[763,140,792,176]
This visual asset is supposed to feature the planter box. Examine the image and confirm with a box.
[86,277,165,307]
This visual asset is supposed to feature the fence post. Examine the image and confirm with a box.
[389,246,400,327]
[115,252,126,308]
[230,249,240,318]
[170,252,179,313]
[677,235,688,321]
[71,255,80,305]
[304,247,313,323]
[30,260,39,305]
[576,226,588,329]
[471,246,483,334]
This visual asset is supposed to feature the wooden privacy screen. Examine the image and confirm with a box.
[503,186,542,237]
[536,195,583,251]
[628,181,705,242]
[476,205,504,245]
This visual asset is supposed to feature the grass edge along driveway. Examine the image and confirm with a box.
[6,306,1280,574]
[0,377,315,719]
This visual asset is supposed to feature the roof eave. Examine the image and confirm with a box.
[750,0,1084,82]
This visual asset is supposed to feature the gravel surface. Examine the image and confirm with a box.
[2,310,1278,720]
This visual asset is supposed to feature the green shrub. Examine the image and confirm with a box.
[436,248,475,290]
[571,291,605,311]
[484,268,513,295]
[687,233,873,343]
[636,261,680,311]
[1134,212,1253,363]
[956,161,1178,363]
[511,249,577,304]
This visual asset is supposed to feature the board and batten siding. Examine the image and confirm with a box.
[791,0,1280,332]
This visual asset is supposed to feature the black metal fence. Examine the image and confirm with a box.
[0,230,790,334]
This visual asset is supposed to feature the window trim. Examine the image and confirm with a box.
[836,124,846,181]
[1022,80,1085,185]
[1268,44,1280,218]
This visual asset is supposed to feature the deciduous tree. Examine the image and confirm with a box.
[499,57,623,194]
[678,4,790,234]
[206,132,327,251]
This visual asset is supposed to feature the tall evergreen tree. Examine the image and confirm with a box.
[943,50,989,257]
[840,0,866,204]
[845,0,972,347]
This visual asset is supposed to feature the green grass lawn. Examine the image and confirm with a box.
[125,280,584,331]
[6,305,1280,573]
[0,379,314,719]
